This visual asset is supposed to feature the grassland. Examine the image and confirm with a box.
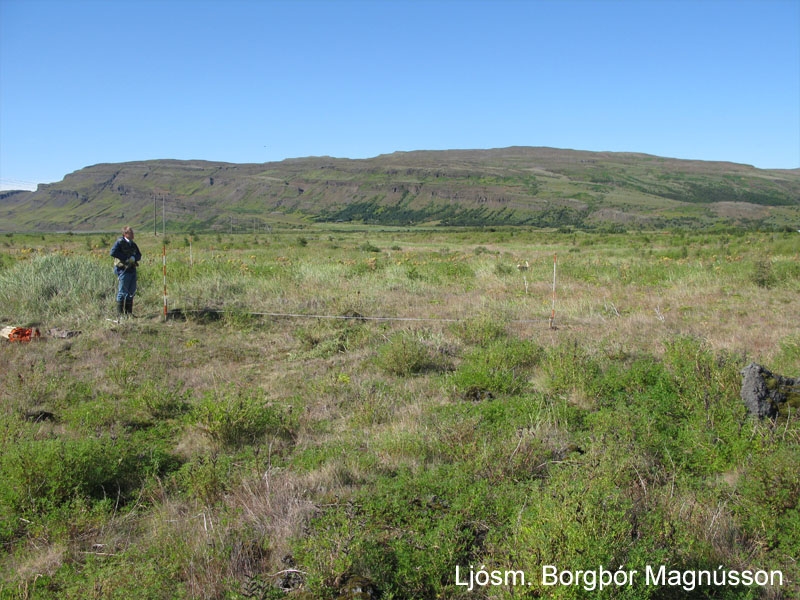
[0,226,798,599]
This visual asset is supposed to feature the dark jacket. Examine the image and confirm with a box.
[110,237,142,272]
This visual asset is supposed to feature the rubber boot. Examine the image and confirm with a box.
[116,300,124,318]
[125,298,134,317]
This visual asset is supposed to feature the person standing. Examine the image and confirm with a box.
[110,226,142,317]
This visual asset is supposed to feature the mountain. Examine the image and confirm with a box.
[1,147,798,232]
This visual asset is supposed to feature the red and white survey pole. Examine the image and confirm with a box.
[162,245,168,321]
[549,253,557,329]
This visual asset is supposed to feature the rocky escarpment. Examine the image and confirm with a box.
[2,147,798,231]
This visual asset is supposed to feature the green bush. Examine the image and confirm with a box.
[450,338,542,399]
[494,261,516,276]
[136,381,191,420]
[375,331,450,376]
[0,434,175,543]
[452,315,508,346]
[519,466,638,586]
[173,452,235,505]
[195,388,295,447]
[735,445,800,559]
[296,466,513,599]
[750,256,776,288]
[542,340,603,397]
[295,321,369,358]
[359,241,381,253]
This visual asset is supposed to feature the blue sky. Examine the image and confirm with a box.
[1,0,798,190]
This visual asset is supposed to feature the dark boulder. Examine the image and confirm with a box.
[740,363,799,419]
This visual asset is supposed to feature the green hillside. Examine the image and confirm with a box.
[1,147,798,232]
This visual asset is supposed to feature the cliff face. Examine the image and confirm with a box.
[1,147,798,232]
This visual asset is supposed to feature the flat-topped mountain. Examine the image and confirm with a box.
[2,147,798,231]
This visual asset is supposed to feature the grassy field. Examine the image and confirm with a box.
[0,226,798,599]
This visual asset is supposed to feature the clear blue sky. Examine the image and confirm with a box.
[1,0,798,190]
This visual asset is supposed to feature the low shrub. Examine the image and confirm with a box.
[294,321,370,358]
[195,388,295,448]
[0,434,176,543]
[735,445,800,560]
[374,331,451,376]
[750,256,776,288]
[359,241,381,253]
[452,315,508,346]
[494,261,516,276]
[136,381,192,420]
[295,466,514,599]
[173,452,235,505]
[450,338,542,399]
[542,340,603,397]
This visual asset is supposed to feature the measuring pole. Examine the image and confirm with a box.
[162,245,168,321]
[549,253,557,329]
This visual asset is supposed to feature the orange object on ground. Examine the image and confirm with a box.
[0,326,41,342]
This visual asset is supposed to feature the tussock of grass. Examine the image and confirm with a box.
[0,253,113,323]
[374,330,453,376]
